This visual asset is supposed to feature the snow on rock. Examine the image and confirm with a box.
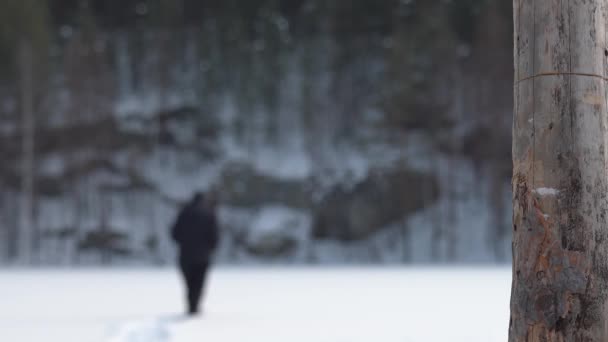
[251,145,313,180]
[217,206,313,260]
[245,206,312,257]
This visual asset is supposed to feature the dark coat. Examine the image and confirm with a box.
[171,203,219,263]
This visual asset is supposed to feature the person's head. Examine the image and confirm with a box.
[204,189,219,211]
[189,190,218,212]
[190,192,205,208]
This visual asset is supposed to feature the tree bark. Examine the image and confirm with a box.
[510,0,608,340]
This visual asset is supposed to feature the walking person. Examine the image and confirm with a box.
[171,191,219,316]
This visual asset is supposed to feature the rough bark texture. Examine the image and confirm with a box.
[510,0,608,340]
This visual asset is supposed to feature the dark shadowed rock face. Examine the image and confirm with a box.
[219,162,312,209]
[219,163,439,245]
[312,168,439,241]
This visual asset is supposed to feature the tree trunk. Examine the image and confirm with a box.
[18,39,35,265]
[510,0,608,340]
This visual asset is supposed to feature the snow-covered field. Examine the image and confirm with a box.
[0,267,511,342]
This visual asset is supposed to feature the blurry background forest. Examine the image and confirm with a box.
[0,0,513,265]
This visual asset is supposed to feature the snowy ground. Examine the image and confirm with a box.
[0,267,511,342]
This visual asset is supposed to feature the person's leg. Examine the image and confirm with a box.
[200,261,210,296]
[189,262,209,314]
[179,260,198,315]
[201,261,211,305]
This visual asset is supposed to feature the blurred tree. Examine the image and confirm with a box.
[0,0,51,264]
[145,0,184,27]
[383,1,456,133]
[0,0,50,79]
[18,39,35,265]
[447,0,488,44]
